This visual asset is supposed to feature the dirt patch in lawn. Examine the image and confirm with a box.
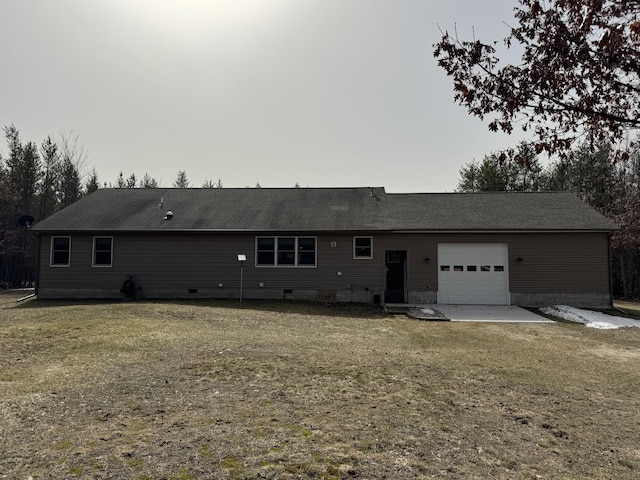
[2,293,640,479]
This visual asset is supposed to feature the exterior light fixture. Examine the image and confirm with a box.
[237,254,246,302]
[516,256,524,263]
[424,256,431,262]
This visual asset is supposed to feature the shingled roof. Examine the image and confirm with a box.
[31,187,618,232]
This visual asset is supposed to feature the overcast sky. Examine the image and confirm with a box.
[0,0,524,192]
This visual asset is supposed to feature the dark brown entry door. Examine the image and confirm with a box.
[385,250,406,303]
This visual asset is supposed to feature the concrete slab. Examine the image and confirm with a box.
[435,305,554,323]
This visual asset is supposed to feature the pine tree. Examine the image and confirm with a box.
[457,144,548,192]
[38,136,60,219]
[0,164,19,286]
[140,173,158,188]
[57,157,82,208]
[126,173,137,188]
[173,171,189,188]
[85,168,100,195]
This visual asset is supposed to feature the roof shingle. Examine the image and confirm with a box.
[31,187,618,232]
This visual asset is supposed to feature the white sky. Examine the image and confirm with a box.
[0,0,524,192]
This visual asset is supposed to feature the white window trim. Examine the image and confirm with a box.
[353,236,373,259]
[255,236,317,268]
[50,236,71,267]
[92,236,113,267]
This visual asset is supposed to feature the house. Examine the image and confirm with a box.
[31,187,618,307]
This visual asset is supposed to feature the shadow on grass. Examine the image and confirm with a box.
[11,296,388,319]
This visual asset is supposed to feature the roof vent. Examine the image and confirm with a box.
[164,210,173,220]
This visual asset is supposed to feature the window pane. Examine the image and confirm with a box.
[454,265,463,272]
[257,238,274,250]
[53,251,69,265]
[95,237,111,250]
[278,237,295,250]
[95,251,111,265]
[298,251,316,265]
[53,237,69,249]
[494,265,505,272]
[481,265,491,272]
[278,251,295,265]
[355,237,371,247]
[467,265,477,272]
[298,238,315,251]
[257,251,275,265]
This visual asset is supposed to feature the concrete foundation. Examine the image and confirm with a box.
[407,291,437,304]
[510,292,613,309]
[37,287,612,309]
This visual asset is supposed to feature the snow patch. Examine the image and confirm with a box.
[540,305,640,330]
[421,308,435,315]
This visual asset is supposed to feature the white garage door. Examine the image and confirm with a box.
[437,244,510,305]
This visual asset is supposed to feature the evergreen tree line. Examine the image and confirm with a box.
[0,125,94,287]
[0,125,297,287]
[457,143,640,298]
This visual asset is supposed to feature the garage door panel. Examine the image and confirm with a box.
[438,244,509,305]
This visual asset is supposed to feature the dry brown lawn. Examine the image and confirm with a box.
[1,291,640,479]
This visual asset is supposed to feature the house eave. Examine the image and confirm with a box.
[32,227,619,234]
[388,228,619,234]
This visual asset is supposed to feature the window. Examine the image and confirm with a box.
[454,265,464,272]
[256,237,316,267]
[257,237,275,265]
[354,236,373,259]
[277,237,296,265]
[467,265,477,272]
[440,265,450,271]
[387,251,402,263]
[494,265,505,272]
[93,237,113,267]
[51,236,71,267]
[481,265,491,272]
[298,237,316,265]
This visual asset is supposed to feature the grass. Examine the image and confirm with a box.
[1,291,640,479]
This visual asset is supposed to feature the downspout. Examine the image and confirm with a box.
[34,232,40,297]
[607,231,614,307]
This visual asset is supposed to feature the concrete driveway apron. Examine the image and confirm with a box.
[436,305,554,323]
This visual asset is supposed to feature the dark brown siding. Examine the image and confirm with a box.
[38,232,387,297]
[374,232,610,294]
[37,231,611,299]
